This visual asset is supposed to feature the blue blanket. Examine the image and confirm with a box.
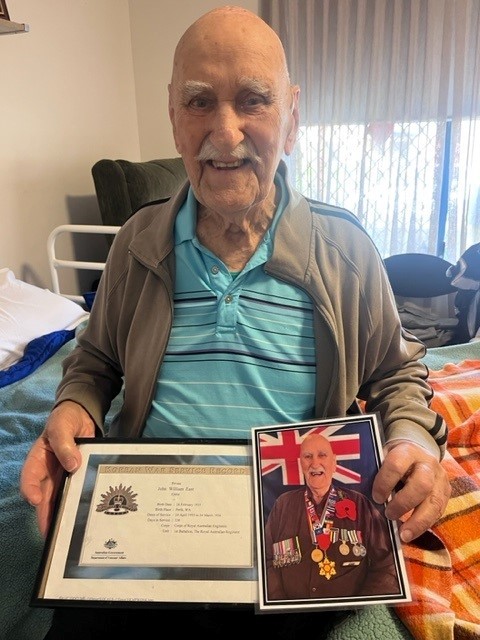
[0,329,75,388]
[0,333,415,640]
[0,340,77,639]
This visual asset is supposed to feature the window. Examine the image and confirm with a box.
[289,117,480,261]
[263,0,480,261]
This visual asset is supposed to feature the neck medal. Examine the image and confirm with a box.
[316,531,337,579]
[304,487,338,579]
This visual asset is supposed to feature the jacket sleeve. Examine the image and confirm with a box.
[355,242,448,459]
[53,229,128,432]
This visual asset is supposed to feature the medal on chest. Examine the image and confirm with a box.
[305,488,337,579]
[272,536,302,568]
[339,528,350,555]
[351,530,367,556]
[315,531,337,579]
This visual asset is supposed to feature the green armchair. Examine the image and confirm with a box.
[91,156,187,229]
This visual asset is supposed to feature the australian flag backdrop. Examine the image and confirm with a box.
[258,417,382,523]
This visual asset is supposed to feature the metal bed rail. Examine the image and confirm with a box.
[47,224,120,304]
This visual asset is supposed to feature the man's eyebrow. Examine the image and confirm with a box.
[238,77,271,95]
[181,80,214,100]
[180,78,273,100]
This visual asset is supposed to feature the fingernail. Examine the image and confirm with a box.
[400,529,413,543]
[64,458,77,472]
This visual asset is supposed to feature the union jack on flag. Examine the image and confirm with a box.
[259,423,362,487]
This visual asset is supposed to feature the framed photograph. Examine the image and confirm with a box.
[0,1,9,20]
[252,414,411,612]
[32,439,257,608]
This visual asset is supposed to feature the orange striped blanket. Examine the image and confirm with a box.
[395,358,480,640]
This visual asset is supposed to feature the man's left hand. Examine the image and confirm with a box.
[372,440,451,543]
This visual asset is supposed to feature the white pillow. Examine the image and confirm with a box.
[0,268,89,371]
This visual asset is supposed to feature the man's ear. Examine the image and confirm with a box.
[168,84,182,154]
[284,86,300,156]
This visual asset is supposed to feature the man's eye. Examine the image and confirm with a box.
[241,94,268,110]
[189,97,212,109]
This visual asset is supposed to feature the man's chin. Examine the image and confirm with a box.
[308,477,328,490]
[197,190,259,216]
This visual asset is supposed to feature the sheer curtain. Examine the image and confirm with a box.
[261,0,480,261]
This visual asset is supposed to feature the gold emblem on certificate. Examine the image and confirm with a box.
[95,483,138,515]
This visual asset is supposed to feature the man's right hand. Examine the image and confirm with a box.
[19,400,96,537]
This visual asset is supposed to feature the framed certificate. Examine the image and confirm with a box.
[32,439,257,608]
[252,415,412,612]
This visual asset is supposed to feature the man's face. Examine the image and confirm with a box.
[300,435,337,496]
[168,17,299,216]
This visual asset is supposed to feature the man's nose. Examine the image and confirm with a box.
[208,102,245,151]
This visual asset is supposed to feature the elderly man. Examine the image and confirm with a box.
[21,5,450,638]
[265,432,400,601]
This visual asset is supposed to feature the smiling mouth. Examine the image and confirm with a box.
[209,159,249,169]
[310,470,325,477]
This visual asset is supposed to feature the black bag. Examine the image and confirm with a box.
[447,243,480,343]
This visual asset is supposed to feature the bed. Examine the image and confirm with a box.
[1,226,479,640]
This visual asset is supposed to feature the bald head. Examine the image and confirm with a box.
[301,433,334,455]
[171,6,291,89]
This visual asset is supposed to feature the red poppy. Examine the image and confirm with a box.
[335,498,356,520]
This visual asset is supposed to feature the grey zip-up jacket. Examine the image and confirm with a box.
[56,162,446,459]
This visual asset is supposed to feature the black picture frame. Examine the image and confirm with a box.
[252,414,411,612]
[32,438,257,609]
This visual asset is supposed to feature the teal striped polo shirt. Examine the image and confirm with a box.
[143,175,316,439]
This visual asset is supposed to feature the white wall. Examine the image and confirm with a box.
[1,0,139,291]
[0,0,258,294]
